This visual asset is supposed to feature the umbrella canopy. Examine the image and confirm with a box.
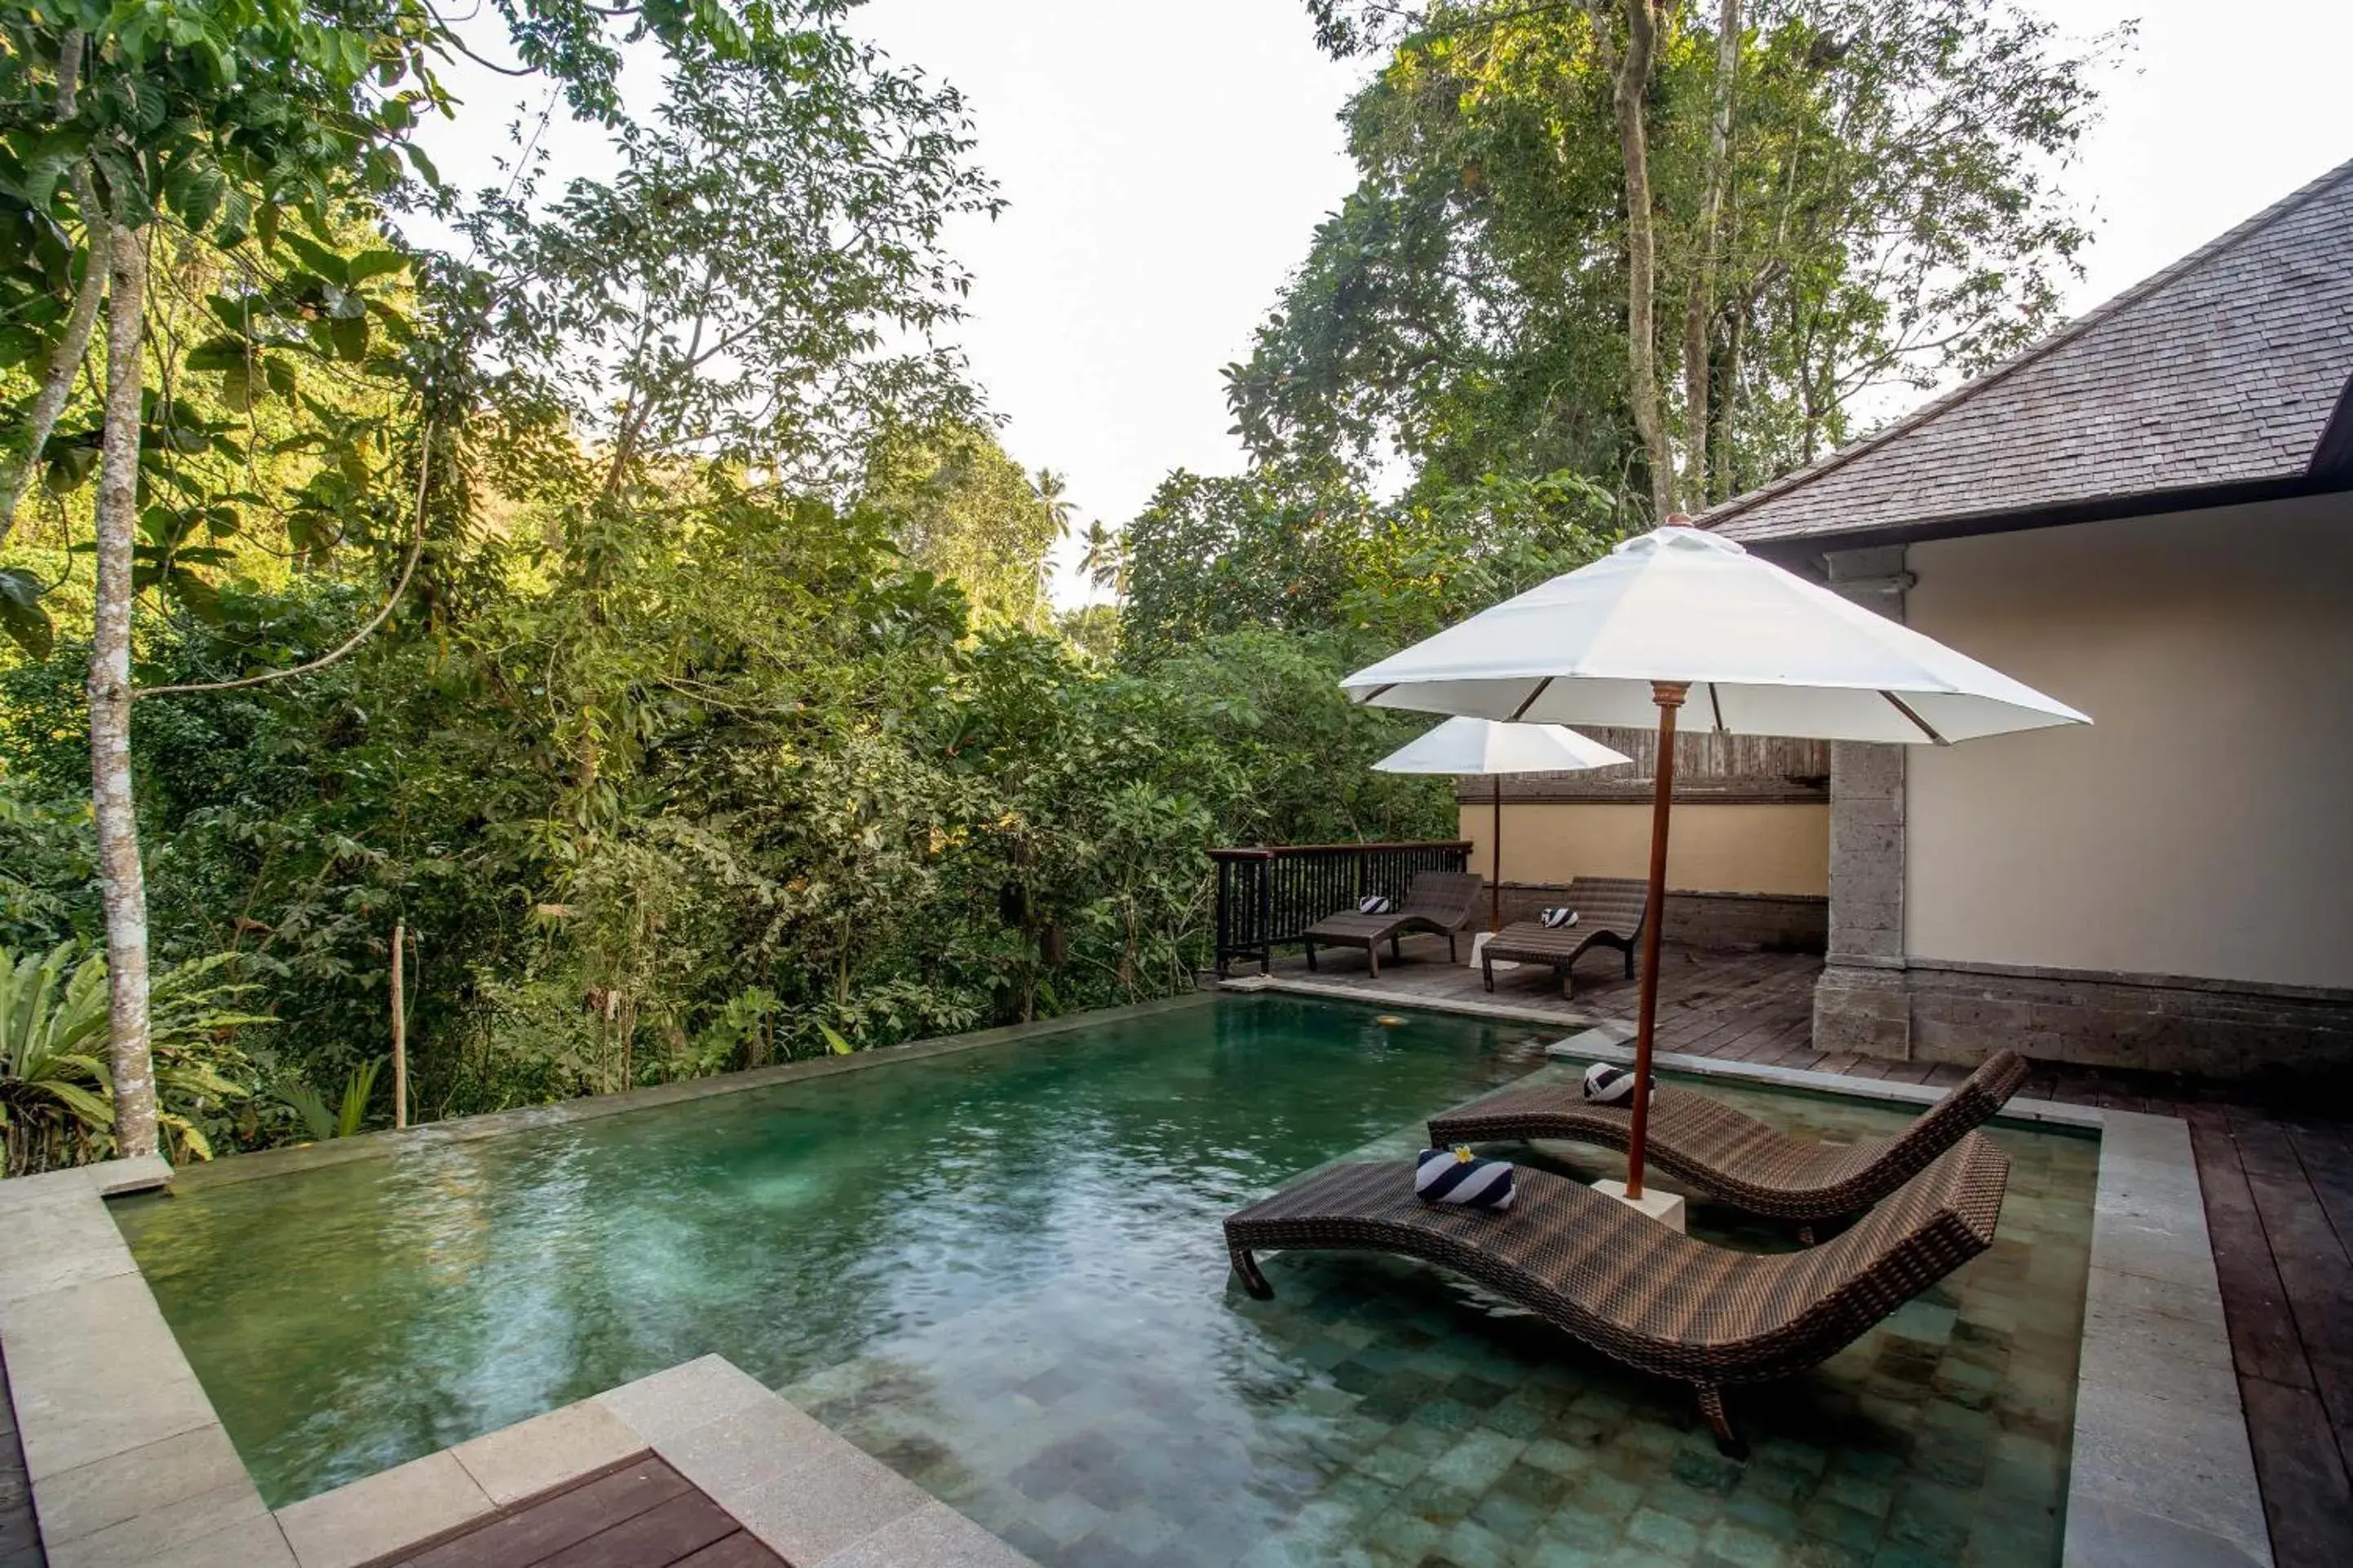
[1342,523,2090,1210]
[1373,718,1630,933]
[1343,525,2089,742]
[1372,716,1631,776]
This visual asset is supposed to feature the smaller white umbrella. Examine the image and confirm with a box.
[1373,717,1630,932]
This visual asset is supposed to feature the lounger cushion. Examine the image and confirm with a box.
[1414,1147,1515,1210]
[1581,1063,1652,1105]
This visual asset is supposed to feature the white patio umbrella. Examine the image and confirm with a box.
[1373,717,1630,934]
[1344,523,2090,1205]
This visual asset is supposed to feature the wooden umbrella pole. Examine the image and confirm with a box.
[1490,775,1503,931]
[1625,680,1688,1199]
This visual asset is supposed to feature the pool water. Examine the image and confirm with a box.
[113,996,2098,1566]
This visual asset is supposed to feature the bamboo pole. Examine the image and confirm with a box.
[390,922,407,1130]
[1624,680,1688,1199]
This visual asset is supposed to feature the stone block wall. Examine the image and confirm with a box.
[1900,959,2353,1083]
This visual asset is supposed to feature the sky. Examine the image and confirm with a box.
[417,2,2353,609]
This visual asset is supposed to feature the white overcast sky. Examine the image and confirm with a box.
[419,2,2353,608]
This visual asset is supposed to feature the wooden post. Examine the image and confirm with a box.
[390,922,407,1130]
[1490,775,1504,931]
[1625,681,1689,1199]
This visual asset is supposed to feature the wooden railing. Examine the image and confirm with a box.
[1210,840,1474,976]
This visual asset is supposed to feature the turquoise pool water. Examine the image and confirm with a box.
[113,995,2097,1566]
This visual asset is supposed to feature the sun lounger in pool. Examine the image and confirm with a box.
[1301,871,1484,977]
[1479,875,1648,996]
[1222,1136,2010,1455]
[1427,1049,2029,1230]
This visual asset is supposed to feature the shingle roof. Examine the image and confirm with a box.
[1705,157,2353,546]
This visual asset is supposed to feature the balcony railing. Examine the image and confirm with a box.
[1210,840,1474,976]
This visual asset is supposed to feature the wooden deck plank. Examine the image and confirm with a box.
[2185,1107,2317,1392]
[2236,1376,2353,1568]
[384,1456,775,1568]
[396,1458,692,1568]
[2227,1112,2353,1458]
[540,1492,742,1568]
[672,1536,786,1568]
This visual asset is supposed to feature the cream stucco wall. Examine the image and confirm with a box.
[1903,493,2353,989]
[1458,802,1829,896]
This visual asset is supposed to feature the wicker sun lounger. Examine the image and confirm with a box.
[1302,871,1484,978]
[1223,1136,2010,1455]
[1480,875,1648,996]
[1428,1049,2030,1230]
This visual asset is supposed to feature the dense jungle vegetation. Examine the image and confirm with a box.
[0,0,2109,1170]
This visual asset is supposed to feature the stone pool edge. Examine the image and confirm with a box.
[163,988,1219,1193]
[1237,975,2270,1566]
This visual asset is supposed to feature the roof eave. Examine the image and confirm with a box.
[1732,469,2353,564]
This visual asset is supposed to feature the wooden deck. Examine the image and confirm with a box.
[0,1351,35,1568]
[1266,934,2353,1567]
[373,1453,781,1568]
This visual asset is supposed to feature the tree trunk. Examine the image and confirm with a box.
[1712,293,1746,502]
[1680,0,1741,508]
[1602,0,1673,520]
[89,218,157,1159]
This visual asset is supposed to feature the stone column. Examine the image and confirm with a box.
[1815,545,1916,1058]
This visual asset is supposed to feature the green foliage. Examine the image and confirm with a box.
[1261,0,2110,507]
[1121,466,1617,663]
[860,421,1064,629]
[0,942,262,1173]
[276,1058,380,1143]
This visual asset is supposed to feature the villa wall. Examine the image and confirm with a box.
[1814,493,2353,1079]
[1456,801,1829,898]
[1903,494,2353,993]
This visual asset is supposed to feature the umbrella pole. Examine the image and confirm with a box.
[1491,775,1503,931]
[1625,681,1689,1200]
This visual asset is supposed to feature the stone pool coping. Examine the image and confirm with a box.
[1235,975,2270,1568]
[163,990,1216,1193]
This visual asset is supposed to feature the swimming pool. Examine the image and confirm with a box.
[113,994,2097,1566]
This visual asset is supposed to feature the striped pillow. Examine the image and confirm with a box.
[1414,1146,1515,1211]
[1540,907,1579,930]
[1357,894,1394,915]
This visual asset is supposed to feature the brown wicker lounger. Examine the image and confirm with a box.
[1224,1136,2009,1455]
[1428,1049,2030,1229]
[1302,871,1484,978]
[1481,876,1648,996]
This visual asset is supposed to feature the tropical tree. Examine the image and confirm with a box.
[1077,519,1129,602]
[860,420,1061,628]
[1280,0,2114,515]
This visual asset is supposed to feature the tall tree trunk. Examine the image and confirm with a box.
[1712,293,1746,502]
[89,217,157,1159]
[1680,0,1741,507]
[1599,0,1673,520]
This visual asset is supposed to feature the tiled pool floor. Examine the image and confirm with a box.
[791,1073,2099,1568]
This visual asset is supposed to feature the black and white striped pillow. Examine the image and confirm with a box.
[1540,907,1579,930]
[1415,1147,1515,1211]
[1358,894,1394,915]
